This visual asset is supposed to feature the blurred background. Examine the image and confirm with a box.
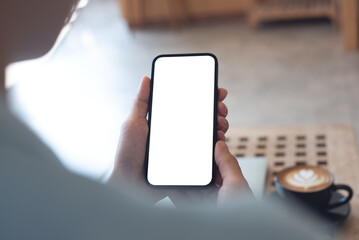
[6,0,359,179]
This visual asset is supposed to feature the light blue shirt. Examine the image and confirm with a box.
[0,96,325,240]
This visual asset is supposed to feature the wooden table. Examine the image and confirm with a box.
[226,125,359,239]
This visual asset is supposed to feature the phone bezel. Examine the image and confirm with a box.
[145,53,218,188]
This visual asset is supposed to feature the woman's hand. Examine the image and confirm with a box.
[108,76,252,206]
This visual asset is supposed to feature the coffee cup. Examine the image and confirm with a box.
[274,165,353,211]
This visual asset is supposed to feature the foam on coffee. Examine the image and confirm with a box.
[277,166,331,192]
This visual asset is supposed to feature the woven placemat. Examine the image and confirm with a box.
[226,125,359,239]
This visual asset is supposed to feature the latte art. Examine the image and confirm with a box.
[287,169,329,190]
[277,166,332,192]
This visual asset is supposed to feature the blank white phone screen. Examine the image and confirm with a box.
[147,55,216,186]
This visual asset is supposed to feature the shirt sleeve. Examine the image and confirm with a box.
[0,97,325,240]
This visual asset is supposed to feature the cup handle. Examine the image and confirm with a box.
[327,184,353,210]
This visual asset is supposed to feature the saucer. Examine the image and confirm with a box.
[267,191,350,228]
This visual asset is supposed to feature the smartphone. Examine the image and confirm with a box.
[145,53,218,187]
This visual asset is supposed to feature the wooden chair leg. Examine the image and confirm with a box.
[125,0,145,29]
[165,0,188,29]
[341,0,359,50]
[329,0,340,28]
[247,14,259,29]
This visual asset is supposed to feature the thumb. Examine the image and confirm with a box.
[215,141,247,186]
[131,76,151,119]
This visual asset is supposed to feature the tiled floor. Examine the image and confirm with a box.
[7,0,359,178]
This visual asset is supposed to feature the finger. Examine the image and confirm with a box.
[218,88,228,102]
[215,141,246,185]
[217,130,225,141]
[217,116,229,133]
[217,101,228,117]
[214,163,223,186]
[132,76,151,119]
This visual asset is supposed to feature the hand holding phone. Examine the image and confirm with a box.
[146,53,218,187]
[109,54,251,204]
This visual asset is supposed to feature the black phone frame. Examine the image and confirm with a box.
[145,53,218,188]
